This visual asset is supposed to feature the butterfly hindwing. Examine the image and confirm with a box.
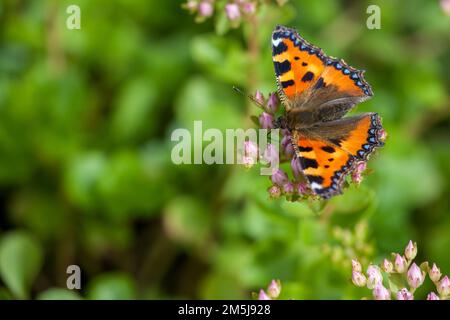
[291,113,384,199]
[309,113,384,161]
[292,132,355,198]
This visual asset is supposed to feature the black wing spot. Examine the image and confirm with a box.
[294,56,300,60]
[321,146,335,153]
[328,158,334,162]
[300,157,318,169]
[299,146,313,152]
[302,62,307,66]
[273,41,288,55]
[301,71,314,82]
[329,139,342,147]
[313,77,325,89]
[306,175,324,184]
[324,165,330,168]
[281,80,295,88]
[274,60,291,76]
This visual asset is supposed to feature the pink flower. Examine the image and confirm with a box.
[259,112,274,129]
[297,182,308,195]
[404,240,417,260]
[290,156,302,180]
[378,128,387,141]
[441,0,450,15]
[242,1,256,14]
[266,92,279,113]
[381,259,393,273]
[351,162,366,184]
[268,185,281,199]
[271,169,288,186]
[437,275,450,296]
[407,263,425,289]
[426,292,440,300]
[183,0,198,12]
[352,271,366,287]
[225,3,241,20]
[198,1,213,17]
[428,263,441,283]
[267,280,281,299]
[258,289,271,300]
[394,254,406,273]
[373,284,391,300]
[263,144,279,165]
[352,259,362,273]
[242,141,258,168]
[366,265,383,289]
[283,182,295,195]
[281,134,294,158]
[254,90,265,105]
[396,288,413,300]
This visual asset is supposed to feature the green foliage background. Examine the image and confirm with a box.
[0,0,449,299]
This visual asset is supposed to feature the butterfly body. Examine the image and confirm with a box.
[272,25,385,199]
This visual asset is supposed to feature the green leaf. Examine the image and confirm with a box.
[0,232,43,299]
[37,288,81,300]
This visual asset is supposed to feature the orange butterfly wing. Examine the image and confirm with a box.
[292,113,384,198]
[272,25,372,112]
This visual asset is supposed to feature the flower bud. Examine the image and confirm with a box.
[352,259,362,273]
[266,92,279,113]
[407,263,425,289]
[242,1,256,14]
[283,142,294,158]
[263,144,279,165]
[396,288,413,300]
[351,162,366,184]
[394,254,406,273]
[381,259,394,273]
[429,263,441,283]
[254,90,265,105]
[437,275,450,297]
[366,265,383,289]
[258,289,271,300]
[441,0,450,16]
[373,284,391,300]
[268,185,281,199]
[297,182,308,195]
[427,292,440,300]
[225,3,241,21]
[267,280,281,299]
[291,156,302,180]
[242,141,258,168]
[198,1,213,17]
[404,240,417,260]
[283,182,295,195]
[351,271,366,287]
[259,112,274,129]
[378,128,387,141]
[271,169,288,186]
[183,0,198,12]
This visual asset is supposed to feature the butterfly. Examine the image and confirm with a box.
[271,25,385,199]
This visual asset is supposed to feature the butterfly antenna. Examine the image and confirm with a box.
[233,86,265,109]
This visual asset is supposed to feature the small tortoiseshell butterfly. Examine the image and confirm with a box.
[272,25,385,199]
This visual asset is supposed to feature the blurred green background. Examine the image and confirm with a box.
[0,0,449,300]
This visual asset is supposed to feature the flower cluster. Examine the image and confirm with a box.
[254,279,282,300]
[351,240,449,300]
[245,91,311,201]
[182,0,287,26]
